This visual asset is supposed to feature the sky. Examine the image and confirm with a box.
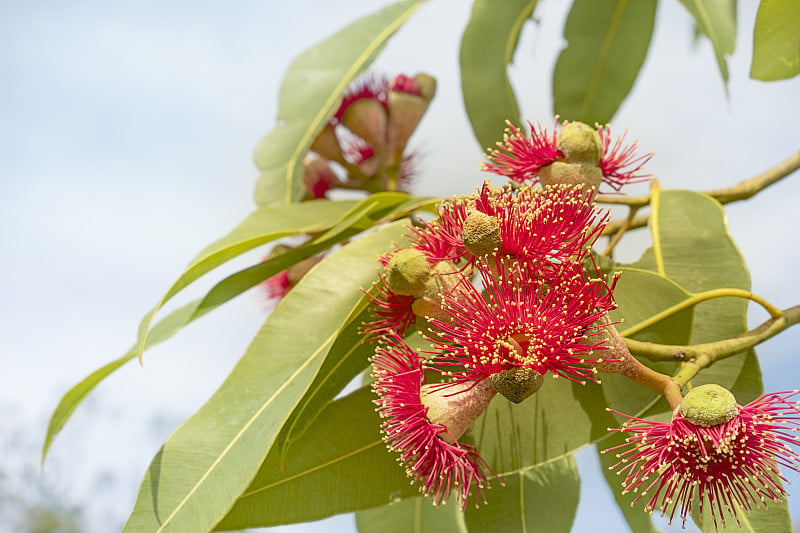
[1,0,799,531]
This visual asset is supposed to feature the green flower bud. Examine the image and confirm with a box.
[679,384,740,427]
[490,367,544,404]
[558,121,602,164]
[385,248,431,297]
[462,211,501,257]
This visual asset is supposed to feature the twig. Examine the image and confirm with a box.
[623,305,800,376]
[598,152,800,236]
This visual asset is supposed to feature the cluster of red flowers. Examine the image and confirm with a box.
[365,118,800,528]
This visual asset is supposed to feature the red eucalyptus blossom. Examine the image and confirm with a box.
[362,272,416,340]
[371,334,496,509]
[408,181,607,267]
[482,118,652,192]
[427,258,619,385]
[604,386,800,529]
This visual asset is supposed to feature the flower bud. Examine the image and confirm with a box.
[678,384,740,427]
[310,123,347,166]
[384,248,431,297]
[421,378,495,443]
[462,211,501,257]
[341,98,388,158]
[490,367,544,404]
[414,73,437,103]
[558,121,603,164]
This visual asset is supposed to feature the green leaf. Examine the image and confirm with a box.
[678,0,737,87]
[596,432,663,533]
[459,0,537,149]
[274,300,397,461]
[253,0,424,206]
[215,388,418,530]
[695,494,793,532]
[552,0,657,124]
[750,0,800,80]
[41,300,203,464]
[356,497,467,533]
[134,192,432,361]
[123,221,408,533]
[646,188,761,401]
[472,376,617,474]
[463,456,580,533]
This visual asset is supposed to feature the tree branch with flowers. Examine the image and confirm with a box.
[43,1,800,532]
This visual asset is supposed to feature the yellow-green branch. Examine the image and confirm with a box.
[619,288,784,338]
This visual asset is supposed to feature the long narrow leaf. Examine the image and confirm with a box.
[553,0,657,124]
[123,221,408,533]
[750,0,800,81]
[678,0,736,88]
[459,0,537,149]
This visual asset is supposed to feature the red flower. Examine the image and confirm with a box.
[482,119,560,184]
[597,125,653,191]
[603,390,800,529]
[407,181,607,268]
[361,273,416,341]
[428,258,618,385]
[482,118,651,192]
[371,334,495,509]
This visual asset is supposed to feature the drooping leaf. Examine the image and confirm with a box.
[356,496,467,533]
[552,0,657,124]
[134,192,433,361]
[215,388,418,530]
[459,0,537,149]
[463,456,580,533]
[42,300,203,464]
[750,0,800,81]
[122,221,408,533]
[253,0,424,206]
[677,0,737,87]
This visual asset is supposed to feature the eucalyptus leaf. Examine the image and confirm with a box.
[356,496,467,533]
[463,456,580,533]
[750,0,800,81]
[253,0,424,206]
[123,221,408,533]
[134,192,431,361]
[42,299,203,464]
[459,0,537,149]
[695,494,793,532]
[215,387,418,530]
[643,189,761,402]
[677,0,736,87]
[552,0,657,124]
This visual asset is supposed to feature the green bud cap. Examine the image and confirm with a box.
[414,73,437,102]
[558,121,602,164]
[462,211,501,257]
[490,367,544,404]
[385,248,432,297]
[679,384,740,427]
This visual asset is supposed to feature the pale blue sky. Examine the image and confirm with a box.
[1,1,799,531]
